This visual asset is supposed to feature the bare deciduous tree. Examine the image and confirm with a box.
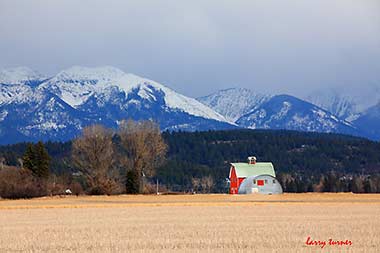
[118,120,167,193]
[192,178,201,193]
[0,157,5,170]
[201,176,214,193]
[72,125,119,195]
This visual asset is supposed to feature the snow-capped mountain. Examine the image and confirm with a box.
[1,67,378,144]
[0,67,47,106]
[235,95,358,136]
[305,90,358,122]
[199,87,378,139]
[197,88,271,122]
[0,67,47,86]
[0,66,235,144]
[39,66,227,122]
[305,85,380,122]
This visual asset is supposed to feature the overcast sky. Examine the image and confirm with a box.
[0,0,379,97]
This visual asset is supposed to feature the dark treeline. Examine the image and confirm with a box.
[158,130,380,193]
[1,129,380,195]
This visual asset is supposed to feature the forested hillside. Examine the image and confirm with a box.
[1,129,380,193]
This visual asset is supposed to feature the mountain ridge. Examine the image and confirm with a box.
[0,66,236,144]
[0,67,378,143]
[197,88,376,140]
[236,94,358,136]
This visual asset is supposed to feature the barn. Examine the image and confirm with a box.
[229,156,283,194]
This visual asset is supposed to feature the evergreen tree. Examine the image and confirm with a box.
[22,142,50,179]
[306,182,314,192]
[23,143,37,175]
[295,178,305,193]
[34,141,51,179]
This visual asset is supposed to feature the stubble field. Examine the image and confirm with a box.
[0,193,379,252]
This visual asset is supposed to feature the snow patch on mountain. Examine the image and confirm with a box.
[0,110,8,121]
[272,101,291,120]
[25,121,67,131]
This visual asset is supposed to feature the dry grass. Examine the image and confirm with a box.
[0,193,379,252]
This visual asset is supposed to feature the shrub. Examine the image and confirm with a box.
[47,180,66,196]
[70,182,84,196]
[143,181,168,194]
[87,178,123,195]
[0,166,47,199]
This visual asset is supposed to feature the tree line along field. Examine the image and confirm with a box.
[0,121,168,198]
[1,129,380,194]
[0,193,379,252]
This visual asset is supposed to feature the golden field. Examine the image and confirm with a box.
[0,193,379,252]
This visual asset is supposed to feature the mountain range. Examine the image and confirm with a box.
[0,66,379,144]
[198,89,360,137]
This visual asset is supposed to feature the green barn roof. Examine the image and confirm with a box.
[231,162,275,178]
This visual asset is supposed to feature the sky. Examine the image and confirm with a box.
[0,0,380,98]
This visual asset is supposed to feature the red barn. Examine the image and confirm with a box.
[229,156,276,194]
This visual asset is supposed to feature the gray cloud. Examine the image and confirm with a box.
[0,0,379,97]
